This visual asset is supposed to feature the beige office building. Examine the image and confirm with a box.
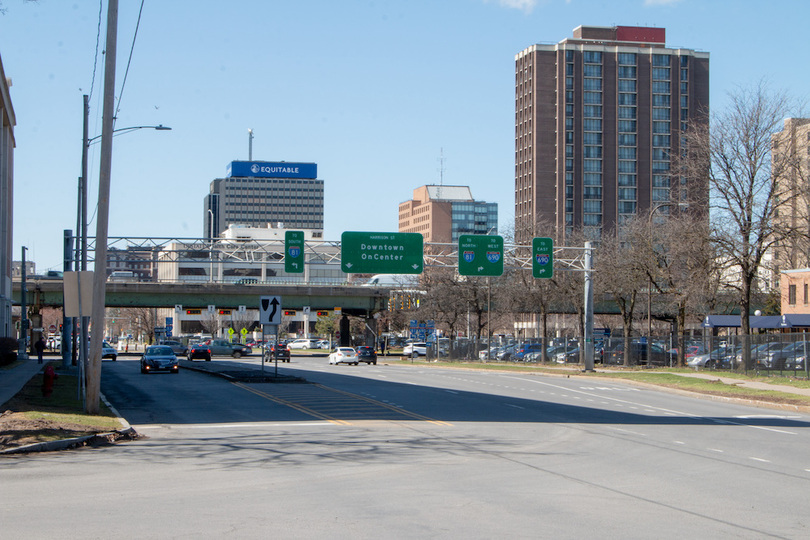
[398,185,497,243]
[772,118,810,274]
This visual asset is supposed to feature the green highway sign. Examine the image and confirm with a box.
[341,231,424,274]
[532,237,554,278]
[285,230,305,273]
[458,235,504,276]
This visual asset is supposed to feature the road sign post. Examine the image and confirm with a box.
[532,237,554,279]
[285,230,305,273]
[341,231,423,274]
[458,235,504,277]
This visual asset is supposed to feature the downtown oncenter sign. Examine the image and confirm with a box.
[341,231,423,274]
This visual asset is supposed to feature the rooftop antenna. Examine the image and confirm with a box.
[437,148,445,199]
[248,128,253,161]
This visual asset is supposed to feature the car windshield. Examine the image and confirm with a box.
[147,346,174,355]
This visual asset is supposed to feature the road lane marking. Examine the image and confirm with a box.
[750,457,771,463]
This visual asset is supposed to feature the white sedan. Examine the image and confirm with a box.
[329,347,358,365]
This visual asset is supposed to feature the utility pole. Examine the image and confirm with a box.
[86,0,118,414]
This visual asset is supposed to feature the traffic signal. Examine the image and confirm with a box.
[316,311,329,317]
[284,310,296,316]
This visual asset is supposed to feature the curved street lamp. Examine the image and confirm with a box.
[70,92,171,376]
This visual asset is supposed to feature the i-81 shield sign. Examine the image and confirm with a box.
[458,235,504,276]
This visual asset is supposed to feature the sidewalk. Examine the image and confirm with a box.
[0,357,45,407]
[672,371,810,398]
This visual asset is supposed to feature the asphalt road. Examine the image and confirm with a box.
[3,354,810,539]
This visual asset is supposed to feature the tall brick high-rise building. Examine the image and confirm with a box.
[514,25,710,243]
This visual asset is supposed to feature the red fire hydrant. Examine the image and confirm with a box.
[42,365,58,397]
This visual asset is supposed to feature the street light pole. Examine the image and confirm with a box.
[18,246,28,360]
[647,201,686,364]
[208,208,215,283]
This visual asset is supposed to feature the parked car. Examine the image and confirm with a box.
[140,345,179,374]
[207,339,251,358]
[605,341,669,365]
[187,343,212,361]
[288,338,318,350]
[159,340,188,356]
[329,347,358,365]
[513,342,544,361]
[402,342,427,357]
[356,346,377,365]
[102,341,117,361]
[687,346,739,369]
[555,347,581,364]
[316,340,331,349]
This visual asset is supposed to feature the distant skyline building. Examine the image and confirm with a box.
[398,185,498,243]
[772,118,810,274]
[514,25,710,243]
[204,161,324,238]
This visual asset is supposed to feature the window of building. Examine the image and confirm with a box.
[583,213,602,226]
[583,64,602,77]
[584,146,602,158]
[618,120,637,133]
[789,284,797,305]
[618,93,637,105]
[618,160,637,173]
[583,132,602,145]
[652,188,670,201]
[566,91,574,103]
[618,52,636,65]
[805,283,808,304]
[652,54,670,67]
[618,106,636,119]
[566,50,575,62]
[653,121,671,134]
[618,79,637,92]
[618,147,637,159]
[653,94,671,107]
[584,118,602,131]
[583,51,602,63]
[583,173,601,185]
[618,66,637,79]
[584,186,602,199]
[652,68,671,81]
[618,134,637,146]
[584,159,602,172]
[653,134,671,147]
[583,91,602,104]
[583,78,602,91]
[652,108,670,120]
[583,105,602,118]
[618,174,637,186]
[653,175,670,187]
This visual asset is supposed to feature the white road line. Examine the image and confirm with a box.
[135,422,335,430]
[504,403,525,410]
[709,448,725,453]
[750,457,771,463]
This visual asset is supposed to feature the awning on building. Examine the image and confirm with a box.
[702,314,810,329]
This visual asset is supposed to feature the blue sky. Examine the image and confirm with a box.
[2,0,809,272]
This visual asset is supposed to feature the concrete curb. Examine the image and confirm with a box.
[0,427,139,455]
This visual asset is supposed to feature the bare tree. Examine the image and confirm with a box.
[596,220,650,366]
[690,83,803,370]
[200,311,222,337]
[650,212,717,366]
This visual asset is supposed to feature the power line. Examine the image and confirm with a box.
[115,0,145,121]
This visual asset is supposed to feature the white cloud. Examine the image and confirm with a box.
[492,0,539,14]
